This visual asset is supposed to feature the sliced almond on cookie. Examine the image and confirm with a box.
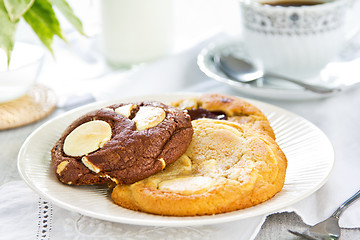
[63,120,112,157]
[133,106,166,131]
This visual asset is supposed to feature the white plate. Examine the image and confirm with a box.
[197,39,360,100]
[18,93,335,226]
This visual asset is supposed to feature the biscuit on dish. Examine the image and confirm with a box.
[51,101,193,185]
[111,118,287,216]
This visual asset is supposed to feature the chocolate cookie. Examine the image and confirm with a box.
[51,101,193,185]
[172,93,275,139]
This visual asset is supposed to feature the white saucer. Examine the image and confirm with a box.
[197,39,360,100]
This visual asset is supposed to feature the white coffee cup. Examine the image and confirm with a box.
[240,0,358,80]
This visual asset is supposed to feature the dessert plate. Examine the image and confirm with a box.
[18,93,334,226]
[197,39,360,100]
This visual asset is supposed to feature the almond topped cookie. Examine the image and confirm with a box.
[51,101,193,185]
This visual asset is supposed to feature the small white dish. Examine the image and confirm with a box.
[197,40,360,100]
[17,93,335,226]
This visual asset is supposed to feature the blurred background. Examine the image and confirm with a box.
[13,0,241,101]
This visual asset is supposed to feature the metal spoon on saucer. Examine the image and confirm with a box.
[213,54,342,94]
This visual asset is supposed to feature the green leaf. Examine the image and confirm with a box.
[50,0,85,35]
[3,0,34,21]
[0,0,18,65]
[23,0,66,54]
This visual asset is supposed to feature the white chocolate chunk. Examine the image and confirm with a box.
[158,176,214,194]
[63,120,112,157]
[133,106,166,131]
[103,174,119,184]
[177,98,198,109]
[158,158,166,170]
[56,161,69,175]
[102,107,114,112]
[115,104,134,118]
[82,156,101,173]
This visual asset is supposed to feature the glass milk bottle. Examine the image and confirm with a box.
[100,0,174,68]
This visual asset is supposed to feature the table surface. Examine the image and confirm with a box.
[2,0,360,238]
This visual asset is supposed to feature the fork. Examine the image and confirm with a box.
[288,189,360,240]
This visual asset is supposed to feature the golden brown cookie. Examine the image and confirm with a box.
[172,93,275,139]
[111,118,287,216]
[51,101,193,185]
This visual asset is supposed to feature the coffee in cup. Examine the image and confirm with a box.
[261,0,325,7]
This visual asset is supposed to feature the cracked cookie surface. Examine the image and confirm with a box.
[111,118,287,216]
[51,101,193,185]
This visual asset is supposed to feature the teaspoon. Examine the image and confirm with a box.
[213,54,342,94]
